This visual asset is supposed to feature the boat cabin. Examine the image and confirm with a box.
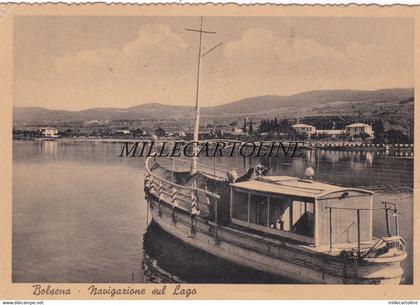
[230,176,374,247]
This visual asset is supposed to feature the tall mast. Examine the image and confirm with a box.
[192,17,203,175]
[186,17,217,175]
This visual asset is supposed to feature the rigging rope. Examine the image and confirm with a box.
[209,35,238,104]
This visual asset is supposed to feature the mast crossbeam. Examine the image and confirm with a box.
[185,28,216,34]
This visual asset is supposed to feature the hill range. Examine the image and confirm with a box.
[13,88,414,129]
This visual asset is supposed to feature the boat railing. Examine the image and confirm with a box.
[157,156,229,180]
[144,156,220,213]
[361,235,406,260]
[325,202,403,259]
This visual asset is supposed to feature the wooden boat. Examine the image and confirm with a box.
[144,17,407,284]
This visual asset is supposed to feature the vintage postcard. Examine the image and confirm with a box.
[0,3,419,301]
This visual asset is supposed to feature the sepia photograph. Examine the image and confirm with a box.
[1,4,418,300]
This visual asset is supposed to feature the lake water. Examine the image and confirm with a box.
[12,140,413,284]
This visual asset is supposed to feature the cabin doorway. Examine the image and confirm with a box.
[249,194,268,226]
[291,201,314,237]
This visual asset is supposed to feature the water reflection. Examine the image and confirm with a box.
[141,221,295,284]
[42,140,58,156]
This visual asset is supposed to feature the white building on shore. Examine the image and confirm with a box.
[39,127,58,138]
[292,123,316,136]
[345,123,374,138]
[115,129,131,135]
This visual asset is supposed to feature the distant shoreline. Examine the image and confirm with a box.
[13,136,149,143]
[12,136,414,152]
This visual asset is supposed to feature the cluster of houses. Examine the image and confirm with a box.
[292,123,374,138]
[37,122,374,140]
[37,127,146,138]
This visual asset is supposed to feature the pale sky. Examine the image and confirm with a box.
[14,16,414,110]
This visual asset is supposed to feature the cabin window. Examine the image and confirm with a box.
[231,188,315,243]
[249,194,268,226]
[231,190,248,222]
[291,201,314,237]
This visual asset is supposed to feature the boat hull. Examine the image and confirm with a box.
[145,192,405,284]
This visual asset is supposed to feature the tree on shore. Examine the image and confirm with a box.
[258,117,293,134]
[155,127,166,137]
[242,118,247,133]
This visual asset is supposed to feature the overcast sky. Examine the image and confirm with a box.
[14,16,414,110]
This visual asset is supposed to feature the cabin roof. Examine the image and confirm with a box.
[231,176,373,199]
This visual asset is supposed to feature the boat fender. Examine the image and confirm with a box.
[149,177,155,193]
[191,193,200,216]
[158,183,163,217]
[171,186,179,207]
[171,186,178,223]
[144,175,149,190]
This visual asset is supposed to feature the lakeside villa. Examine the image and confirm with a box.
[345,123,374,138]
[292,123,317,136]
[39,127,58,138]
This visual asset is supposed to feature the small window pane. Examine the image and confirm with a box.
[232,190,248,221]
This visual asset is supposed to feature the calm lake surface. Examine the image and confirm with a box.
[12,140,413,284]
